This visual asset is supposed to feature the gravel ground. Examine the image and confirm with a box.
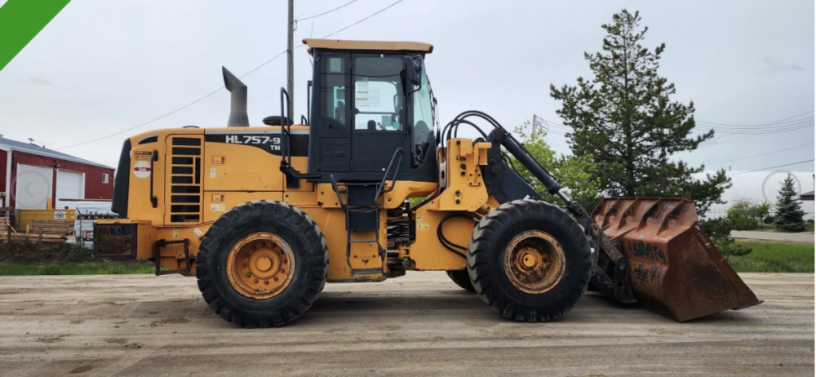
[732,230,814,244]
[0,272,812,377]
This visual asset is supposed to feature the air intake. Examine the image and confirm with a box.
[222,66,249,127]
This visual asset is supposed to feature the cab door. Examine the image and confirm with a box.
[314,53,352,173]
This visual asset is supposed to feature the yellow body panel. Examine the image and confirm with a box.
[101,127,499,281]
[204,142,283,192]
[410,138,493,269]
[203,192,283,223]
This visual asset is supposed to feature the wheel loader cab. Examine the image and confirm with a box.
[303,39,438,184]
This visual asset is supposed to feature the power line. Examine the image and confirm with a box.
[697,110,814,128]
[296,0,358,21]
[55,50,287,150]
[323,0,403,38]
[691,110,815,148]
[55,0,406,151]
[712,123,813,135]
[729,159,815,175]
[710,142,814,165]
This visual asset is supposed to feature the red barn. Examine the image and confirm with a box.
[0,136,114,209]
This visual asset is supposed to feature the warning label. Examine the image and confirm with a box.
[133,161,151,178]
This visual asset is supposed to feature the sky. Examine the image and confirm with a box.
[0,0,814,202]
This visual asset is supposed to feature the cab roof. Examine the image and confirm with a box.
[302,38,433,54]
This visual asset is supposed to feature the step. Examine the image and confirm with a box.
[349,239,377,243]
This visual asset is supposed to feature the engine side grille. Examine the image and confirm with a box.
[168,137,202,223]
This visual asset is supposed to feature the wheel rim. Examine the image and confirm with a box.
[503,230,566,294]
[226,232,295,299]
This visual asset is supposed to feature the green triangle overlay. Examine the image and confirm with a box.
[0,0,71,71]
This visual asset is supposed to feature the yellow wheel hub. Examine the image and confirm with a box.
[504,230,566,294]
[226,232,295,299]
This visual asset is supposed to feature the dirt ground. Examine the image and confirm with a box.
[0,272,812,377]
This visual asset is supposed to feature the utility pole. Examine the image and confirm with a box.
[287,0,294,119]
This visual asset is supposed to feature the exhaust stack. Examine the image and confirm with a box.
[222,66,249,127]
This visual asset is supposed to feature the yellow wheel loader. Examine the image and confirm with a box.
[94,39,761,327]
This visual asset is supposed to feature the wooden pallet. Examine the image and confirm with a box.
[6,219,74,243]
[0,216,10,241]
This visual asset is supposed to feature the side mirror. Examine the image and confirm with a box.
[403,56,421,87]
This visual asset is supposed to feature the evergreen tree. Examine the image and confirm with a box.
[549,9,730,216]
[774,174,806,232]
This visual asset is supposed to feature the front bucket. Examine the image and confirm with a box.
[592,198,762,321]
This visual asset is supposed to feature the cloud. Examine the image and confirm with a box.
[763,57,804,74]
[19,77,57,88]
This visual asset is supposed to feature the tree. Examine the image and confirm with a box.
[549,9,730,216]
[752,202,771,224]
[510,121,601,208]
[726,199,759,230]
[774,174,806,232]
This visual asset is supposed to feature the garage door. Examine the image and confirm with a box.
[56,170,84,209]
[15,164,53,209]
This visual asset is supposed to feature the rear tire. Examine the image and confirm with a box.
[196,200,328,328]
[446,270,476,293]
[467,199,592,322]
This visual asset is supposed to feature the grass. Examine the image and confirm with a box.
[728,240,814,273]
[0,260,155,276]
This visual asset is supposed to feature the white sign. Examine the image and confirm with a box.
[133,161,151,179]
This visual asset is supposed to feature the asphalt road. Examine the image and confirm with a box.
[732,230,814,244]
[0,272,812,377]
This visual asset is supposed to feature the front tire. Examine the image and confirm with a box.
[467,200,592,322]
[196,200,328,328]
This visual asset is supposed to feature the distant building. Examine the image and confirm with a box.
[801,191,814,201]
[0,136,114,209]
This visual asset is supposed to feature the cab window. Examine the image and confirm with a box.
[353,56,404,132]
[320,55,350,127]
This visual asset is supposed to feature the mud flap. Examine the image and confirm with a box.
[592,198,762,321]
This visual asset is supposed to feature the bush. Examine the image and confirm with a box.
[699,218,752,260]
[0,241,92,262]
[729,216,758,230]
[764,216,775,224]
[726,199,760,230]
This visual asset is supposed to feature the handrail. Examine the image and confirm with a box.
[375,148,404,200]
[149,150,158,208]
[329,174,346,210]
[279,88,292,168]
